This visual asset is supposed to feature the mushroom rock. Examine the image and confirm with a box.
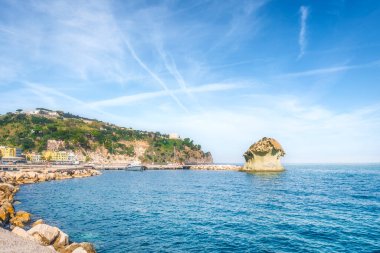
[242,137,285,172]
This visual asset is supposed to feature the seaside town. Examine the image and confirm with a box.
[0,142,79,166]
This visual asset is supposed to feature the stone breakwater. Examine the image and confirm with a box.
[0,169,101,253]
[189,165,242,171]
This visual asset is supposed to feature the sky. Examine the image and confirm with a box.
[0,0,380,163]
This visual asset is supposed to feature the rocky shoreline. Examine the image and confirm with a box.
[0,169,101,253]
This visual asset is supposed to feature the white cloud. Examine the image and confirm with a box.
[1,1,379,164]
[89,83,244,107]
[121,38,188,112]
[298,6,309,59]
[280,60,380,77]
[122,97,380,163]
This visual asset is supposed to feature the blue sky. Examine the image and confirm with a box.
[1,0,380,163]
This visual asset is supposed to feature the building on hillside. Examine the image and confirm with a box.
[0,146,25,164]
[169,133,180,140]
[68,153,77,163]
[0,146,23,158]
[16,148,22,157]
[26,109,59,117]
[0,146,16,157]
[32,154,42,163]
[26,110,40,115]
[43,151,78,164]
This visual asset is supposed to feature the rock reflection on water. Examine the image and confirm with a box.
[245,171,284,178]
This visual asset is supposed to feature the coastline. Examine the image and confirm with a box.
[96,163,243,171]
[0,163,242,253]
[0,168,101,253]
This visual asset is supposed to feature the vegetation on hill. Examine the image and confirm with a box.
[0,110,212,164]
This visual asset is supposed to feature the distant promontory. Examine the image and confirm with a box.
[0,109,212,165]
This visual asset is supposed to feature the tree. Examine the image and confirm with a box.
[16,109,23,114]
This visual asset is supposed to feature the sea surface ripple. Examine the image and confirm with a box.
[17,164,380,252]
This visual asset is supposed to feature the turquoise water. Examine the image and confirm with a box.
[17,165,380,252]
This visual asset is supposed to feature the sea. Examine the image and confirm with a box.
[16,164,380,253]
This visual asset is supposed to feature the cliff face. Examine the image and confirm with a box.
[242,137,285,172]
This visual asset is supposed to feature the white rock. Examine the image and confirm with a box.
[53,230,69,248]
[28,224,60,245]
[72,247,88,253]
[12,226,36,241]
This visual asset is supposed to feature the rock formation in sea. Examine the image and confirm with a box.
[242,137,285,172]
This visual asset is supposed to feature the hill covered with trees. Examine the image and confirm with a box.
[0,109,213,164]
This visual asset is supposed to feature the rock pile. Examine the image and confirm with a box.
[0,169,101,252]
[0,169,101,185]
[10,223,96,252]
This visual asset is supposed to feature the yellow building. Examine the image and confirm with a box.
[0,146,16,158]
[42,151,77,162]
[43,151,68,161]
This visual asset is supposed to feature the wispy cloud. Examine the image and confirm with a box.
[156,47,192,98]
[122,38,189,112]
[24,82,124,121]
[90,83,244,108]
[1,0,380,163]
[132,96,380,163]
[280,60,380,78]
[298,6,309,59]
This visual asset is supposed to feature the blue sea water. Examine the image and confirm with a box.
[16,165,380,253]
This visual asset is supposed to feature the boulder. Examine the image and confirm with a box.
[53,230,69,249]
[10,210,31,227]
[12,226,37,241]
[242,137,285,172]
[47,172,57,181]
[15,172,27,184]
[32,219,45,227]
[38,173,48,182]
[28,224,70,249]
[0,183,16,203]
[72,248,88,253]
[28,224,60,246]
[60,242,96,253]
[0,201,15,226]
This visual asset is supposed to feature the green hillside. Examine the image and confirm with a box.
[0,109,212,164]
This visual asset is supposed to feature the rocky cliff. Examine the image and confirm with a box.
[242,137,285,172]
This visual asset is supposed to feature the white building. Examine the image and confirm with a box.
[169,133,180,139]
[31,154,42,163]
